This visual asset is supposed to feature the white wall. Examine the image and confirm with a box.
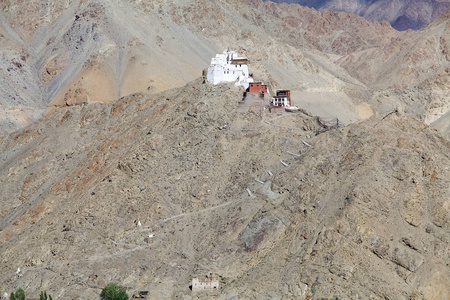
[272,96,289,107]
[207,50,253,89]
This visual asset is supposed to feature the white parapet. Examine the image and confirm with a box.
[192,270,220,292]
[207,49,254,89]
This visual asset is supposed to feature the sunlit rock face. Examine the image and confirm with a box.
[266,0,450,30]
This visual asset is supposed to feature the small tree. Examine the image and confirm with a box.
[10,288,25,300]
[40,291,53,300]
[100,283,128,300]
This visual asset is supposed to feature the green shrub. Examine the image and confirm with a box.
[10,288,25,300]
[40,291,53,300]
[100,283,128,300]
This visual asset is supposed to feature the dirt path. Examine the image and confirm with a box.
[0,197,250,280]
[118,197,249,241]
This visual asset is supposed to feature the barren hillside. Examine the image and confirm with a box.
[0,0,220,134]
[1,0,450,134]
[0,79,449,299]
[269,0,450,30]
[0,0,350,134]
[0,2,449,297]
[244,1,450,126]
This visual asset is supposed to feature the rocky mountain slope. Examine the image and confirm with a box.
[249,0,450,124]
[268,0,450,30]
[432,109,450,140]
[0,0,219,134]
[1,0,450,134]
[0,1,449,297]
[1,0,354,133]
[0,79,449,299]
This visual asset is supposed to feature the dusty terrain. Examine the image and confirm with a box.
[270,0,450,30]
[0,79,449,299]
[248,1,450,125]
[0,0,449,299]
[432,110,450,140]
[1,0,450,134]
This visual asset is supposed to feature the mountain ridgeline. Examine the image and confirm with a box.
[266,0,450,30]
[0,78,449,299]
[1,0,450,133]
[0,0,449,299]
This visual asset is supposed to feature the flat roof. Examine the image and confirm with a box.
[230,58,248,64]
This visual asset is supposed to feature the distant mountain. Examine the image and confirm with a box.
[2,0,450,135]
[0,0,449,298]
[266,0,450,30]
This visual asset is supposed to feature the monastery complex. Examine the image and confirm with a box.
[206,49,293,109]
[207,50,254,89]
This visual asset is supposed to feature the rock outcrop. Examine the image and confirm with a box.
[0,79,448,299]
[270,0,450,30]
[1,0,450,134]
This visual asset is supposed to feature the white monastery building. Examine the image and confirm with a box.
[207,49,254,89]
[192,271,220,292]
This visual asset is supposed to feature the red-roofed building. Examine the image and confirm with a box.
[247,82,268,94]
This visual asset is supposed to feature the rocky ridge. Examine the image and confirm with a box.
[0,79,448,299]
[247,1,450,125]
[1,0,450,134]
[0,1,449,297]
[268,0,450,31]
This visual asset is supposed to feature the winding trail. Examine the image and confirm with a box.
[0,111,314,283]
[0,197,248,280]
[264,114,304,131]
[117,197,248,242]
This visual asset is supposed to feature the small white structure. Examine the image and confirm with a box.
[207,50,254,89]
[285,106,299,112]
[272,90,291,108]
[144,233,154,244]
[192,270,220,292]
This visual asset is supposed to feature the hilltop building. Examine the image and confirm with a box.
[247,82,268,94]
[272,90,291,108]
[239,82,271,112]
[191,270,220,292]
[207,50,254,89]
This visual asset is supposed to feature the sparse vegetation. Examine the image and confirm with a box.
[40,291,53,300]
[100,283,128,300]
[10,288,25,300]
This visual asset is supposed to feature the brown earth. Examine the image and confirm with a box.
[269,0,450,31]
[0,79,448,299]
[0,0,449,298]
[1,0,450,134]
